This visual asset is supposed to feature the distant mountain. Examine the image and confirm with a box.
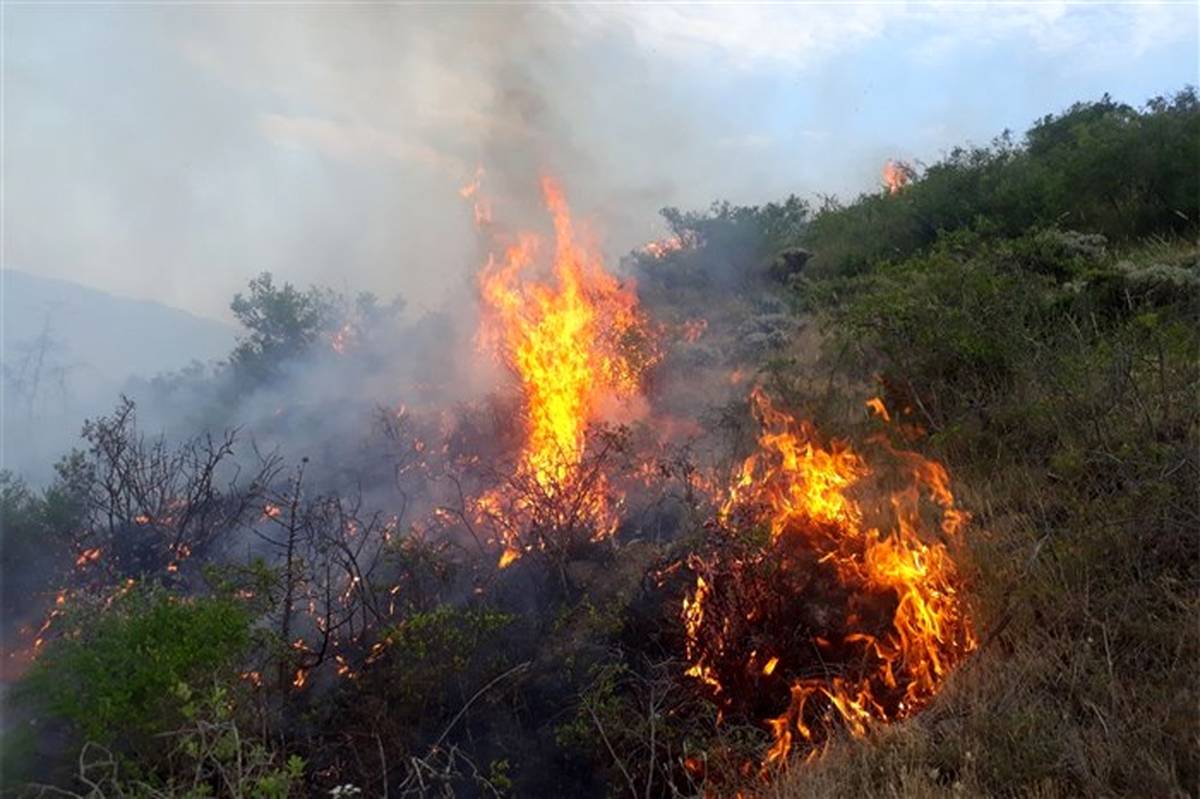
[2,270,236,481]
[3,270,234,385]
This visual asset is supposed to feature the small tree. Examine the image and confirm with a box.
[58,396,280,584]
[229,272,335,382]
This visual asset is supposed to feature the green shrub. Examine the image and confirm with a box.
[23,588,252,743]
[375,604,513,716]
[41,683,305,798]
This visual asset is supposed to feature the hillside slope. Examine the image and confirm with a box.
[2,270,235,480]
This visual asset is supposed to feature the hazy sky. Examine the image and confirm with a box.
[7,2,1197,322]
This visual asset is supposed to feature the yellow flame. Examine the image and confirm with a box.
[477,177,658,564]
[498,546,521,570]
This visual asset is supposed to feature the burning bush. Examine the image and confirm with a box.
[677,388,976,767]
[474,177,661,571]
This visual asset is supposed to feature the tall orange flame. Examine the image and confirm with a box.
[476,177,659,566]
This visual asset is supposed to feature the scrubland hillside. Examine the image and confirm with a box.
[2,89,1195,798]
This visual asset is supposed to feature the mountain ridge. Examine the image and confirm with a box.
[2,269,236,385]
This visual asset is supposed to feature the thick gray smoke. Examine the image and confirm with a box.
[4,3,1195,483]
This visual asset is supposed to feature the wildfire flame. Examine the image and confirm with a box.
[882,159,914,195]
[476,177,659,566]
[866,396,891,423]
[74,547,102,568]
[640,234,685,259]
[682,388,976,767]
[459,165,493,227]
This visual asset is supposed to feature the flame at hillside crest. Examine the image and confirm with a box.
[883,159,913,195]
[682,388,976,768]
[476,177,659,567]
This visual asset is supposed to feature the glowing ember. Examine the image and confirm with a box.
[497,545,522,570]
[476,177,659,566]
[641,234,685,259]
[866,396,891,422]
[74,547,102,568]
[681,317,708,344]
[330,322,356,355]
[681,388,976,767]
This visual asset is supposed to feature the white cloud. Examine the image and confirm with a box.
[567,2,1195,71]
[908,2,1195,67]
[568,4,897,69]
